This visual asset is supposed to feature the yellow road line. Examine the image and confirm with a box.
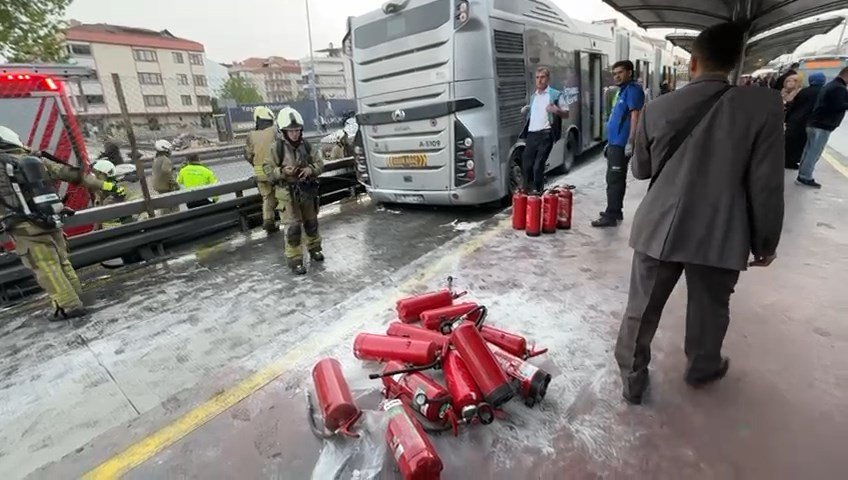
[83,217,508,479]
[822,150,848,179]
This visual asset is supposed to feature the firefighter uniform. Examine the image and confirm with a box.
[0,128,123,319]
[245,106,279,232]
[151,140,179,215]
[263,107,324,274]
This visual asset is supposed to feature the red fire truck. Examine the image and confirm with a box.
[0,64,98,245]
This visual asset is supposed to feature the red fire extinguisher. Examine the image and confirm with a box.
[449,322,514,407]
[386,322,449,349]
[396,289,455,323]
[420,302,482,331]
[488,344,552,408]
[381,360,458,435]
[512,191,528,230]
[525,194,542,237]
[541,190,559,234]
[556,185,574,230]
[479,324,548,360]
[308,358,361,437]
[353,333,440,366]
[442,349,494,425]
[384,399,444,480]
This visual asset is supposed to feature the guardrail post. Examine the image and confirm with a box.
[111,73,156,219]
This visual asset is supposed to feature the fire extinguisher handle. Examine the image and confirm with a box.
[525,345,549,359]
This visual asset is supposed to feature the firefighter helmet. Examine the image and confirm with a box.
[276,107,304,131]
[92,159,117,177]
[253,106,274,121]
[0,126,24,150]
[154,139,173,153]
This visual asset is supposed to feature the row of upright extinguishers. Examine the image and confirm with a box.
[308,280,551,480]
[513,185,575,235]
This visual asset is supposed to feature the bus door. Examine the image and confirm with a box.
[577,51,606,150]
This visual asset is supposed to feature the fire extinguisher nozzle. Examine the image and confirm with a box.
[477,403,495,425]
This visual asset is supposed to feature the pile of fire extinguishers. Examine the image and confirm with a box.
[512,185,575,236]
[307,279,551,480]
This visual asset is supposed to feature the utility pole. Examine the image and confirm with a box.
[111,74,155,218]
[305,0,321,133]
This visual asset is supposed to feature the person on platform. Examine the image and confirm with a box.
[151,139,179,214]
[592,60,645,227]
[245,106,279,233]
[784,72,826,170]
[796,66,848,188]
[177,154,218,209]
[519,66,569,194]
[614,22,784,404]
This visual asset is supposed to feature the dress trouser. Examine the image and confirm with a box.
[521,130,553,192]
[614,251,740,398]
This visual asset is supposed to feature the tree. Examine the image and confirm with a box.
[218,77,263,105]
[0,0,72,62]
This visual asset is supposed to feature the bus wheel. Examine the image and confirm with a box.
[562,131,577,174]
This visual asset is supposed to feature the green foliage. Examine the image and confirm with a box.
[218,77,264,105]
[0,0,72,62]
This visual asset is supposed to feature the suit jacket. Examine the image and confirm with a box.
[629,73,785,271]
[519,86,565,142]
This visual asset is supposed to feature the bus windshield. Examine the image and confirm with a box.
[354,0,451,49]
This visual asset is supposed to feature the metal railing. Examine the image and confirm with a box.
[0,157,361,300]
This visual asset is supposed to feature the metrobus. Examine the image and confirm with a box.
[797,56,848,82]
[347,0,615,206]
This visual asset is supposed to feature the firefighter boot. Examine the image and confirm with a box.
[263,221,280,234]
[309,249,325,262]
[289,260,307,275]
[52,305,89,322]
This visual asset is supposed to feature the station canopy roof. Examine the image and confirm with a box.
[667,16,845,72]
[601,1,848,37]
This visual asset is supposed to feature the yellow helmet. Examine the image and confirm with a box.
[276,107,304,131]
[253,106,274,122]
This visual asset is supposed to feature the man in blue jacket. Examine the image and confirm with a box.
[593,60,645,227]
[520,66,569,193]
[796,66,848,188]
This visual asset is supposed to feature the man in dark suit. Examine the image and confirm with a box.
[614,22,785,404]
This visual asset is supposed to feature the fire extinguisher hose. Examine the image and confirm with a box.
[438,305,488,334]
[368,358,441,380]
[305,391,336,439]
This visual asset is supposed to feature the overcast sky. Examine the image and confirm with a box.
[65,0,844,64]
[65,0,637,62]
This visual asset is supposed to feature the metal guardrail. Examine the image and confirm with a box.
[0,157,362,299]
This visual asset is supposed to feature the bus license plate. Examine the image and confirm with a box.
[387,154,427,168]
[395,194,426,204]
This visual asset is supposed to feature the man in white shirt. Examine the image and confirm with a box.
[520,66,569,193]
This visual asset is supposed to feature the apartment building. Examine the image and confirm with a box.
[300,45,354,100]
[228,57,302,103]
[63,21,214,132]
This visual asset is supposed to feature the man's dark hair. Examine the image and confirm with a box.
[692,22,745,72]
[612,60,634,73]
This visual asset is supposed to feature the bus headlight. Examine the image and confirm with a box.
[455,0,470,28]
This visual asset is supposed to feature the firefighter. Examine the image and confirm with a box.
[90,159,140,227]
[264,107,324,275]
[177,153,218,209]
[151,139,179,215]
[0,125,125,320]
[245,106,279,232]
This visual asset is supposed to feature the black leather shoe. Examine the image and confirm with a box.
[309,250,325,262]
[591,214,620,228]
[685,358,730,387]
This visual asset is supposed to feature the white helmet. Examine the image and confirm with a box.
[92,159,116,177]
[0,126,24,150]
[154,139,173,153]
[253,106,274,121]
[276,107,304,131]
